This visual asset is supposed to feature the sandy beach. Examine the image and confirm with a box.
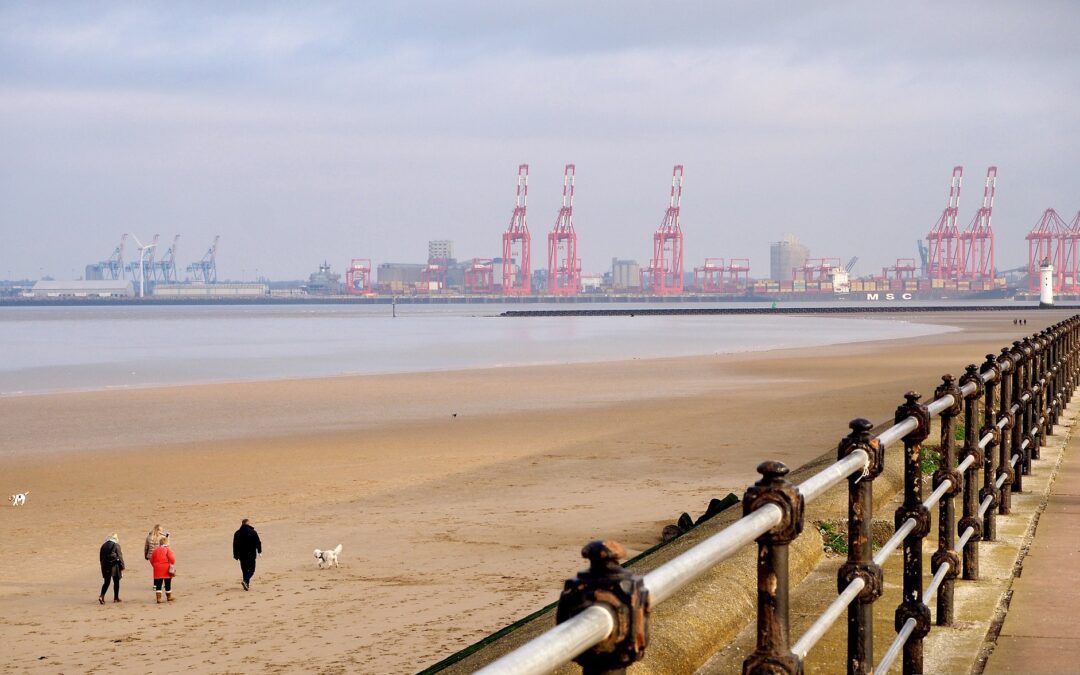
[0,311,1064,673]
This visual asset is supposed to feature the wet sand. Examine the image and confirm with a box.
[0,311,1063,673]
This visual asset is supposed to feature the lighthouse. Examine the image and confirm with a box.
[1040,257,1054,308]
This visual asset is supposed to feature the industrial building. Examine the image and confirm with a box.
[428,240,455,262]
[770,234,810,280]
[152,283,267,297]
[29,280,135,298]
[610,259,642,290]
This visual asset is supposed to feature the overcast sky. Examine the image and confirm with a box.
[2,1,1078,281]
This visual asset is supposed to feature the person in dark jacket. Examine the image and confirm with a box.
[98,533,125,604]
[232,518,262,591]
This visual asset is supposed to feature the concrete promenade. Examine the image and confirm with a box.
[985,430,1080,673]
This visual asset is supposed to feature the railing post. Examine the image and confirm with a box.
[1072,319,1079,402]
[893,392,931,674]
[1046,329,1058,432]
[979,354,1001,541]
[1010,341,1025,493]
[932,375,963,625]
[1038,331,1051,442]
[556,540,649,675]
[743,461,805,675]
[1024,337,1040,464]
[959,364,984,580]
[1020,338,1035,475]
[997,348,1015,514]
[1072,318,1079,400]
[838,418,884,675]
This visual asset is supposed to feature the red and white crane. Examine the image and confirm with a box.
[502,164,532,295]
[957,166,997,281]
[649,165,685,294]
[1025,208,1068,291]
[346,259,373,295]
[464,258,494,294]
[1059,211,1080,292]
[547,164,580,295]
[694,258,725,292]
[926,166,964,280]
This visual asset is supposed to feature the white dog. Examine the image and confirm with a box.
[313,544,342,568]
[8,491,29,507]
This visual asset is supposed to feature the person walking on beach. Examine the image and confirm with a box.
[98,533,125,604]
[232,518,262,591]
[144,524,167,560]
[149,536,176,603]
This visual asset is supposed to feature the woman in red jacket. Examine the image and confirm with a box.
[149,536,176,603]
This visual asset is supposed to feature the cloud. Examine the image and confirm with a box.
[1,2,1078,279]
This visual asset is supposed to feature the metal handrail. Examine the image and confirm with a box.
[467,318,1079,675]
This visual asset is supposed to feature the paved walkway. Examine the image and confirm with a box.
[985,431,1080,673]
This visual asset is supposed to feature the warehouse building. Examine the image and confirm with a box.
[29,280,135,298]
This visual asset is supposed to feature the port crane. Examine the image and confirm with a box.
[1025,209,1068,291]
[547,164,580,295]
[926,166,963,280]
[648,165,685,294]
[186,235,220,283]
[93,234,128,280]
[155,235,180,283]
[956,166,997,281]
[501,164,531,294]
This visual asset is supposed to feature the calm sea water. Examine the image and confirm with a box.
[0,303,957,395]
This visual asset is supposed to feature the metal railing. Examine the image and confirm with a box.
[475,316,1080,675]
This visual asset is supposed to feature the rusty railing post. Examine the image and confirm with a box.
[1036,332,1045,453]
[1027,336,1042,462]
[932,375,963,625]
[1010,341,1026,493]
[1045,329,1058,433]
[838,418,884,675]
[1020,338,1034,476]
[959,364,984,580]
[743,461,805,675]
[894,392,931,674]
[979,354,1001,541]
[556,540,649,675]
[997,348,1015,514]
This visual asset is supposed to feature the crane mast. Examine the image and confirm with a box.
[956,167,997,281]
[157,235,180,283]
[501,164,532,294]
[926,166,963,280]
[187,235,220,283]
[547,164,580,295]
[650,165,685,294]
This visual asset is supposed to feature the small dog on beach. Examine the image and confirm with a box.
[313,544,342,568]
[8,492,29,507]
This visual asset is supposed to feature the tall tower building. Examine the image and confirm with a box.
[428,240,454,262]
[770,234,809,281]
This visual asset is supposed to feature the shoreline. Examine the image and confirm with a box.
[0,312,956,399]
[0,311,1070,673]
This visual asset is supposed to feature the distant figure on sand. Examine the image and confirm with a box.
[144,524,167,560]
[98,533,125,604]
[233,518,262,591]
[149,537,176,603]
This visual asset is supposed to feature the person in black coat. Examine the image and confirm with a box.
[232,518,262,591]
[98,533,125,604]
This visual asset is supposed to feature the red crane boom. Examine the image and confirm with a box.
[1026,208,1068,291]
[547,164,580,295]
[502,164,531,294]
[957,166,997,281]
[926,166,963,280]
[649,165,685,294]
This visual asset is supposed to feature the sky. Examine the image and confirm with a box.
[1,1,1079,281]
